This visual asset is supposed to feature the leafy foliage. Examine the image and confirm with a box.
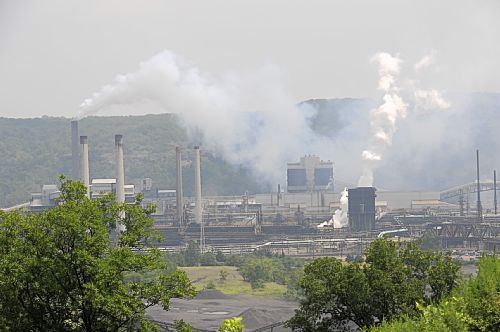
[460,253,500,331]
[0,177,196,331]
[236,253,305,291]
[287,239,461,331]
[219,270,229,282]
[174,320,193,332]
[166,242,218,267]
[219,317,244,332]
[370,253,500,332]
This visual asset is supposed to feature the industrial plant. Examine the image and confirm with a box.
[3,120,499,258]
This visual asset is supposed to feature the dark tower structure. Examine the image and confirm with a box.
[476,149,482,221]
[348,187,376,232]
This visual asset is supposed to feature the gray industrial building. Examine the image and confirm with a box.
[287,155,333,193]
[347,187,376,232]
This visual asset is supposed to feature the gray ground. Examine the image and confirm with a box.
[146,289,298,331]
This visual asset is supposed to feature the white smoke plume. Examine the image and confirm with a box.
[79,50,329,183]
[414,52,436,72]
[358,52,407,187]
[414,89,451,110]
[79,50,451,189]
[357,51,451,187]
[318,187,348,228]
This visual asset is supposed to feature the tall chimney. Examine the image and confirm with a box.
[176,147,184,227]
[115,135,125,204]
[494,170,497,215]
[71,120,80,180]
[277,184,281,206]
[194,146,202,224]
[476,149,482,221]
[80,136,90,198]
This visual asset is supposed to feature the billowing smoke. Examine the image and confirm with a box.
[79,50,451,190]
[318,188,348,228]
[357,52,451,187]
[358,53,407,187]
[79,50,330,183]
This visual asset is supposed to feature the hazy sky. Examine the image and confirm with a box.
[1,0,499,118]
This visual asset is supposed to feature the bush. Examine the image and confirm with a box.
[219,317,244,332]
[200,252,217,266]
[205,281,216,290]
[216,250,226,262]
[174,319,194,332]
[219,269,229,282]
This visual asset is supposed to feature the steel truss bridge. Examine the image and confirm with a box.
[425,222,500,240]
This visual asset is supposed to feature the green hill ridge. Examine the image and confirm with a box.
[0,114,263,207]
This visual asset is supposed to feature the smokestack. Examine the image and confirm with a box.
[476,149,482,221]
[194,146,202,224]
[71,120,80,180]
[115,135,125,204]
[277,184,281,206]
[176,147,184,227]
[494,170,497,215]
[80,136,89,198]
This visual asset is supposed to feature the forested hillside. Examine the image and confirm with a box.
[2,94,500,207]
[0,114,264,207]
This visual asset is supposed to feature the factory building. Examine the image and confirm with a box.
[347,187,376,232]
[287,155,333,193]
[29,184,60,212]
[26,179,137,212]
[4,120,498,255]
[90,179,136,203]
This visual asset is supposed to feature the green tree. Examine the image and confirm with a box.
[200,252,217,266]
[239,257,285,289]
[174,319,193,332]
[183,242,201,266]
[215,250,226,263]
[0,177,196,331]
[370,253,500,332]
[219,317,244,332]
[460,253,500,331]
[287,239,461,331]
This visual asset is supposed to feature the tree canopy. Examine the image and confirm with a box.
[371,253,500,332]
[287,238,461,331]
[0,177,195,331]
